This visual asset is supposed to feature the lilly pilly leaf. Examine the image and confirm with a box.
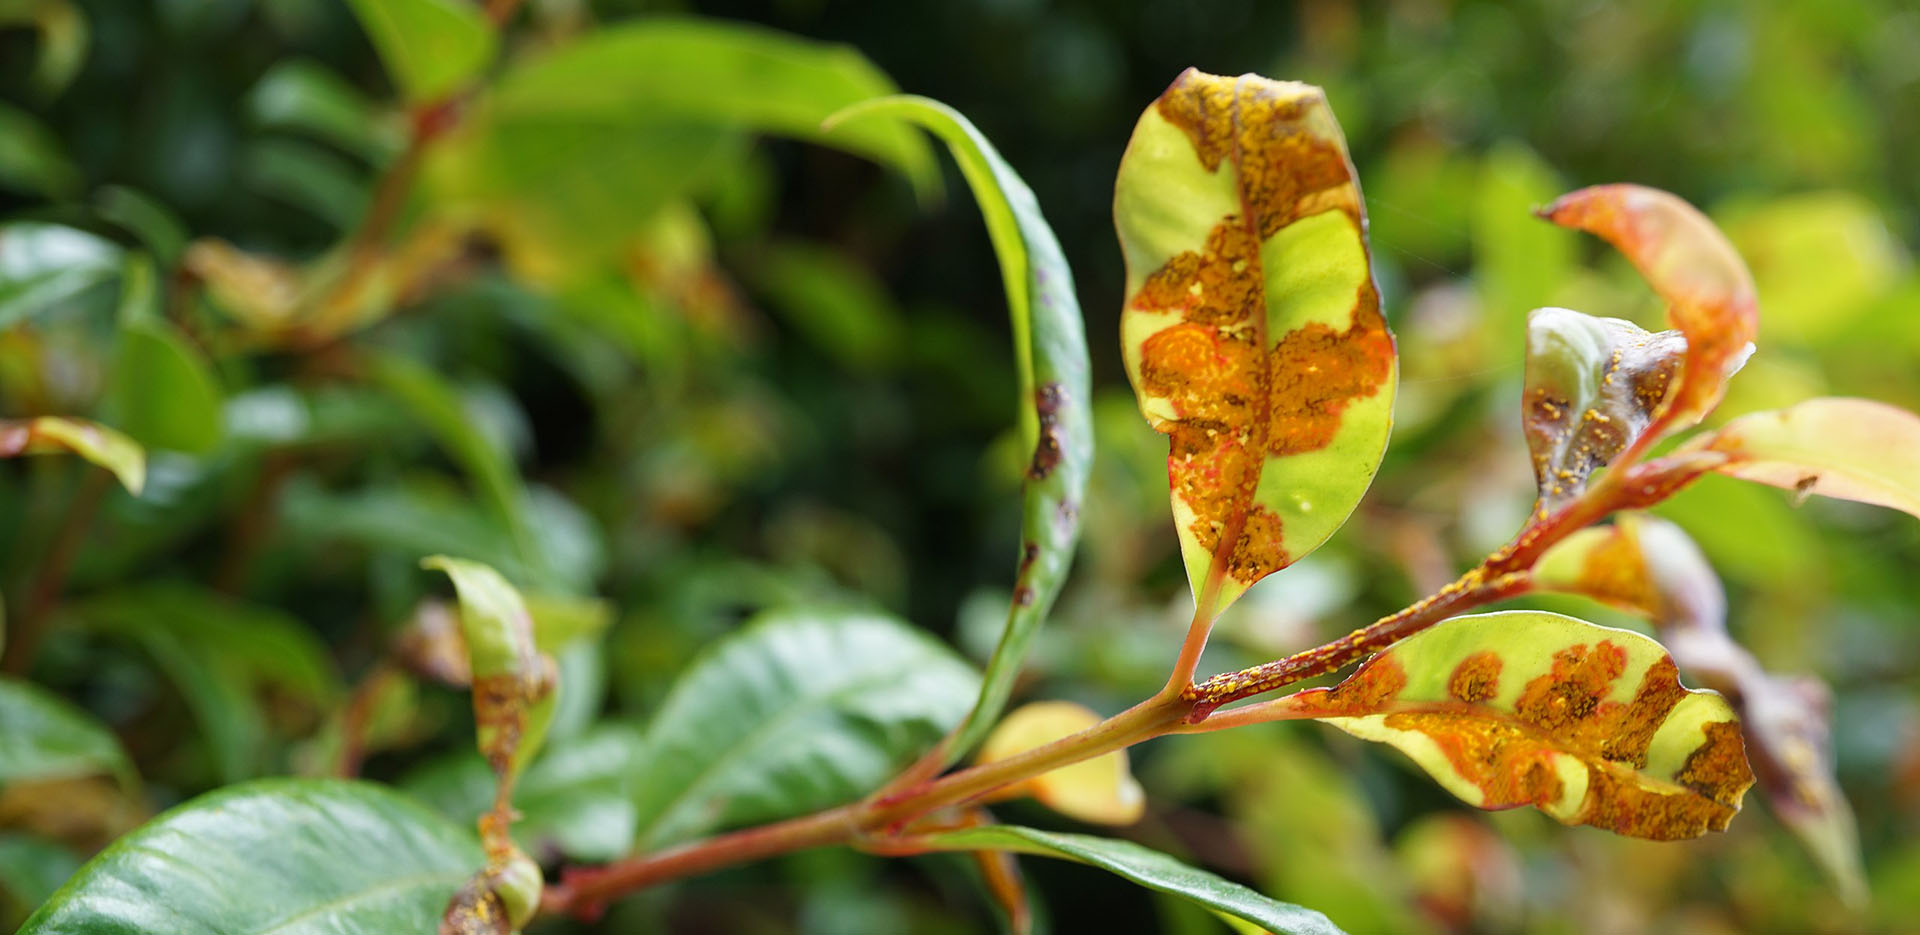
[1522,308,1685,512]
[1679,397,1920,520]
[0,417,144,494]
[422,557,556,790]
[1534,515,1866,904]
[1117,70,1396,617]
[825,95,1092,763]
[1266,610,1753,840]
[1539,184,1758,432]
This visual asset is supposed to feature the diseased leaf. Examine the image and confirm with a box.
[977,701,1143,826]
[0,418,145,494]
[1265,610,1754,840]
[0,222,122,327]
[344,0,495,103]
[1116,70,1397,616]
[19,779,481,934]
[1533,514,1866,905]
[1679,397,1920,520]
[1539,184,1758,432]
[825,95,1092,763]
[1521,308,1685,512]
[0,677,136,791]
[924,825,1345,935]
[423,556,556,786]
[630,607,979,848]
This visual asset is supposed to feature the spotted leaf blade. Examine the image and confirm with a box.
[1680,397,1920,520]
[1539,185,1757,431]
[1522,308,1685,512]
[1117,70,1396,616]
[1275,610,1753,840]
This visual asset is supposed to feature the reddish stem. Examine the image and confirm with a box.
[2,468,112,675]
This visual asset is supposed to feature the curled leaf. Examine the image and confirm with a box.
[1539,184,1757,430]
[977,701,1145,826]
[1680,397,1920,520]
[1521,308,1686,512]
[422,557,557,792]
[1117,69,1396,617]
[0,417,144,494]
[1270,610,1753,840]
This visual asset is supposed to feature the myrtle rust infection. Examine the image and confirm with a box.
[1027,382,1067,480]
[1447,652,1502,704]
[1278,653,1409,717]
[1571,526,1660,615]
[1525,325,1684,511]
[471,673,529,773]
[1134,71,1393,585]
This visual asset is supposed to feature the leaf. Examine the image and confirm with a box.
[1472,142,1573,359]
[822,95,1092,764]
[630,607,979,848]
[751,241,903,370]
[1521,307,1686,511]
[977,701,1143,825]
[0,0,87,98]
[344,0,495,103]
[1266,610,1754,841]
[242,139,371,230]
[1679,397,1920,520]
[924,825,1345,935]
[1532,514,1866,905]
[0,418,144,494]
[0,677,135,790]
[422,556,556,786]
[19,778,482,934]
[64,584,339,784]
[1115,70,1397,617]
[0,222,122,328]
[1539,184,1758,431]
[0,102,79,198]
[0,834,80,925]
[93,187,188,269]
[103,318,224,454]
[246,58,399,161]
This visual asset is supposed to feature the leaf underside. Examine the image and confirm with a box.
[1522,308,1683,512]
[1117,69,1396,615]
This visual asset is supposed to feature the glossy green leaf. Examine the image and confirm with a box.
[0,677,135,790]
[246,58,398,161]
[1116,70,1397,617]
[0,102,79,198]
[1257,610,1754,840]
[103,318,223,454]
[630,607,979,847]
[1521,307,1686,512]
[63,585,339,783]
[0,222,122,327]
[0,418,145,494]
[924,825,1345,935]
[824,95,1092,764]
[404,724,644,862]
[19,779,481,934]
[1681,397,1920,520]
[0,834,79,926]
[344,0,495,103]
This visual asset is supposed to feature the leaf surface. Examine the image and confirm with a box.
[630,607,979,847]
[104,318,223,454]
[1680,397,1920,520]
[344,0,494,103]
[423,557,555,786]
[19,778,481,934]
[1521,308,1686,511]
[1269,610,1753,840]
[826,95,1091,761]
[0,677,135,790]
[925,825,1345,935]
[0,222,121,327]
[0,418,144,494]
[1116,70,1396,615]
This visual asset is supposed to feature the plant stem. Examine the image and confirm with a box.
[2,468,111,675]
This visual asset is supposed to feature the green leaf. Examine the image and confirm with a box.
[242,139,370,230]
[752,241,903,371]
[1115,70,1397,618]
[0,834,79,926]
[423,556,555,785]
[1521,307,1686,512]
[103,318,223,454]
[93,187,187,269]
[924,825,1345,935]
[0,418,145,494]
[0,677,135,790]
[1259,610,1754,840]
[0,222,122,327]
[0,102,79,198]
[630,607,979,847]
[0,0,87,98]
[1681,397,1920,520]
[1472,142,1574,358]
[19,778,481,934]
[344,0,495,103]
[403,724,644,862]
[246,58,399,161]
[824,96,1093,763]
[64,584,339,784]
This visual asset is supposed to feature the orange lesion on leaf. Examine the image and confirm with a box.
[1447,652,1503,704]
[1570,526,1660,617]
[1131,70,1393,586]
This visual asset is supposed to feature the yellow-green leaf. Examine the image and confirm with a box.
[422,556,555,787]
[1521,308,1686,512]
[1266,610,1753,841]
[0,417,144,494]
[977,701,1144,826]
[1680,397,1920,520]
[344,0,495,104]
[1116,70,1396,617]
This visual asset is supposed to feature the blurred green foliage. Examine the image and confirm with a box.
[2,1,1917,933]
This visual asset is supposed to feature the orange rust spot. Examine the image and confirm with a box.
[1581,762,1738,840]
[1384,711,1566,811]
[1447,652,1503,704]
[1265,288,1393,456]
[1677,719,1755,807]
[1573,526,1659,615]
[1290,653,1408,717]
